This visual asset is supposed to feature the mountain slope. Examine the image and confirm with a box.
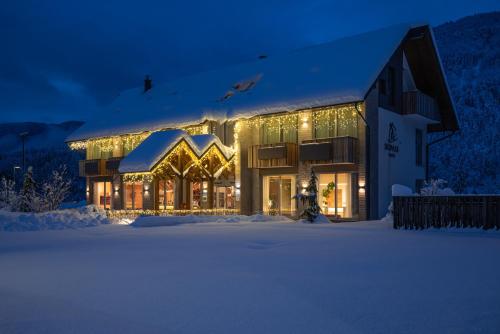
[431,12,500,193]
[0,121,85,201]
[0,121,82,154]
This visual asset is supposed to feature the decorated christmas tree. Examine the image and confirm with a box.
[297,170,321,222]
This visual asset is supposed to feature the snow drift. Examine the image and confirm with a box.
[0,205,109,232]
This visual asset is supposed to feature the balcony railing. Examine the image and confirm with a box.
[300,136,358,163]
[79,158,122,177]
[403,91,440,121]
[248,142,298,168]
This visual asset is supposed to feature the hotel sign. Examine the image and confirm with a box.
[384,122,399,158]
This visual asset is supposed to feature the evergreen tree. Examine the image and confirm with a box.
[19,167,38,212]
[297,170,321,222]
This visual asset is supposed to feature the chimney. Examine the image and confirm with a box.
[144,75,152,92]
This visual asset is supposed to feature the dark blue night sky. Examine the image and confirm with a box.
[1,0,498,123]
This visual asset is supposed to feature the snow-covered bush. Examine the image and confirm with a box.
[420,179,456,196]
[40,165,72,211]
[1,165,72,213]
[0,205,109,232]
[0,177,19,211]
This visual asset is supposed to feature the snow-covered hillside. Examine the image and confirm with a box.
[0,121,82,154]
[431,12,500,193]
[0,121,85,201]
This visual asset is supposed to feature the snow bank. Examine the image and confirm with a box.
[0,205,109,232]
[297,213,331,224]
[131,214,293,227]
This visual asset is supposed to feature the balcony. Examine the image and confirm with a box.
[248,143,298,168]
[300,136,358,164]
[403,91,440,122]
[79,158,122,177]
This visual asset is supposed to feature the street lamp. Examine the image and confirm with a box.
[13,166,21,182]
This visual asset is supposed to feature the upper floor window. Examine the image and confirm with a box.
[260,114,298,144]
[313,107,358,139]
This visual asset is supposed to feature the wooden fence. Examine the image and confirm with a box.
[393,195,500,230]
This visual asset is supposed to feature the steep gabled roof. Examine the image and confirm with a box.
[118,130,234,173]
[68,23,456,141]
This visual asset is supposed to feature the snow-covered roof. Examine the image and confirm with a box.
[119,130,234,173]
[68,23,418,142]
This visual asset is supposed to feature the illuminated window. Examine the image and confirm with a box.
[318,173,357,218]
[93,181,112,209]
[262,175,296,215]
[124,182,143,209]
[260,115,298,144]
[314,108,357,139]
[158,180,175,210]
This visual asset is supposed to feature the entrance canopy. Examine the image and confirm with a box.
[118,129,234,178]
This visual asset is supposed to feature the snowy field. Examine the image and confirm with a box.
[1,219,499,334]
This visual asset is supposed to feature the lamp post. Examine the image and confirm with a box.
[19,132,29,173]
[12,166,21,187]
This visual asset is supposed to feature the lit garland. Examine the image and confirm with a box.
[233,104,359,139]
[69,141,87,150]
[311,104,359,137]
[69,132,151,155]
[122,173,154,183]
[107,208,240,219]
[152,140,234,179]
[185,123,209,135]
[152,140,201,177]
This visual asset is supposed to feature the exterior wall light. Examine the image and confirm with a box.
[358,182,365,194]
[302,116,309,128]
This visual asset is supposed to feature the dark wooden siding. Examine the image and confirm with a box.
[393,195,500,230]
[248,143,298,168]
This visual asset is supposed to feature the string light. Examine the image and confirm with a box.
[186,123,209,135]
[107,208,240,219]
[122,173,154,183]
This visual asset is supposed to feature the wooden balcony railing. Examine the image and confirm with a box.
[403,91,440,121]
[248,143,298,168]
[300,136,358,163]
[79,158,122,177]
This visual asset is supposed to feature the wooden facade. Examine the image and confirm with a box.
[300,136,358,164]
[247,143,298,169]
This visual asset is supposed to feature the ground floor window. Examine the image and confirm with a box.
[191,182,202,209]
[215,186,235,209]
[263,175,296,215]
[158,179,175,210]
[124,182,143,210]
[318,173,357,218]
[93,181,112,209]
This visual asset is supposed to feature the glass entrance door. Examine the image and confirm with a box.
[94,181,112,209]
[263,175,296,215]
[214,186,235,209]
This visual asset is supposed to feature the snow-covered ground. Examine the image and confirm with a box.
[0,219,499,333]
